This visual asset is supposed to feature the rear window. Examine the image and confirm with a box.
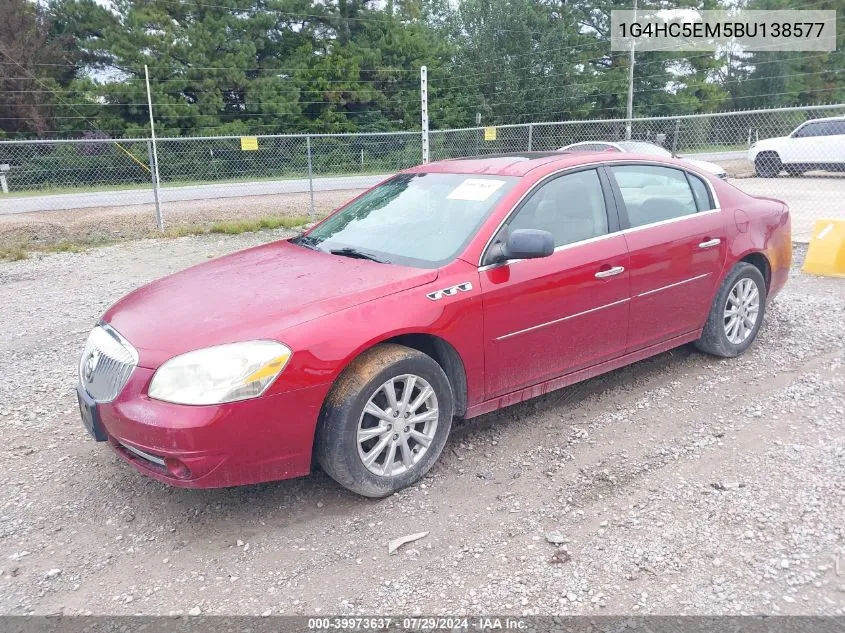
[610,165,698,228]
[687,173,715,211]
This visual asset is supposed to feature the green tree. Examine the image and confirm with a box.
[0,0,79,136]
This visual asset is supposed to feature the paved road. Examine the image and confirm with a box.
[0,174,391,215]
[729,175,844,242]
[683,150,745,162]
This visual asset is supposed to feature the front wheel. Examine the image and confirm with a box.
[695,262,767,358]
[315,344,454,498]
[754,152,782,178]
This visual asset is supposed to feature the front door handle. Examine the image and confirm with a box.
[595,265,625,279]
[698,238,721,249]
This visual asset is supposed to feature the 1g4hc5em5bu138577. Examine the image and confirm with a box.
[76,151,791,497]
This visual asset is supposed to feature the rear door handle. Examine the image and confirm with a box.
[595,265,625,279]
[698,238,721,249]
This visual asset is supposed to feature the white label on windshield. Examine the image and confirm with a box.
[447,178,506,202]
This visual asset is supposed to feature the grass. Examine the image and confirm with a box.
[0,246,29,261]
[0,239,114,261]
[680,143,748,155]
[1,167,392,198]
[1,214,315,261]
[163,214,312,238]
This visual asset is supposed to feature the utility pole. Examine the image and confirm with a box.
[144,65,163,229]
[625,0,637,140]
[420,66,429,164]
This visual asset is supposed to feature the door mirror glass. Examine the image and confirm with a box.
[490,229,554,263]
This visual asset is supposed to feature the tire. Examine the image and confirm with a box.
[315,343,454,498]
[785,165,805,177]
[754,152,782,178]
[695,262,767,358]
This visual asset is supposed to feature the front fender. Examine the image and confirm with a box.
[272,259,486,408]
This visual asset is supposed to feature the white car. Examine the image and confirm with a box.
[558,140,728,179]
[748,116,845,178]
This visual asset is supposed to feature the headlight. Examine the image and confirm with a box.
[148,340,292,405]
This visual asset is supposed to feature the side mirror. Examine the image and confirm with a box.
[489,228,554,264]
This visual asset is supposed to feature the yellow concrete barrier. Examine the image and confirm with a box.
[803,219,845,278]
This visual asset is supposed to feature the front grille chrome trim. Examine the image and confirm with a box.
[78,323,138,403]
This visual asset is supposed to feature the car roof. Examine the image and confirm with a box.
[407,152,601,177]
[565,141,618,147]
[799,116,845,123]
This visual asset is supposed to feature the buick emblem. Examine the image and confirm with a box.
[84,350,100,384]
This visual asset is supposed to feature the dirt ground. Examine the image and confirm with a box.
[0,235,843,617]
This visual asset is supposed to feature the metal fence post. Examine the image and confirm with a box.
[528,123,533,151]
[306,135,315,221]
[144,65,163,230]
[420,66,429,164]
[671,118,681,154]
[146,140,162,229]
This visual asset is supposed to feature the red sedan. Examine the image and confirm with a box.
[77,152,791,497]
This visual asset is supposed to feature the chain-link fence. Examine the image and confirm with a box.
[1,103,843,240]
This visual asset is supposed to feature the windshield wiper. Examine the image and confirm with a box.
[291,235,319,250]
[329,248,387,264]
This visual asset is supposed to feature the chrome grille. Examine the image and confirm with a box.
[79,324,138,403]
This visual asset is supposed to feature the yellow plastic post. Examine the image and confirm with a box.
[802,219,845,278]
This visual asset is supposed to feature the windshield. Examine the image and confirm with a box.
[293,173,518,268]
[617,141,672,156]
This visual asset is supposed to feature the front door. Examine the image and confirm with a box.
[480,168,631,399]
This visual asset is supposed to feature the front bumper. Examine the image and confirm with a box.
[94,367,331,488]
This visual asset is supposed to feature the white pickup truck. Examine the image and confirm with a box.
[748,116,845,178]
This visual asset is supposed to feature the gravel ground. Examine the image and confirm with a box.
[0,235,843,617]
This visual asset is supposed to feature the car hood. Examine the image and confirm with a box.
[683,158,727,175]
[103,240,438,368]
[752,136,788,150]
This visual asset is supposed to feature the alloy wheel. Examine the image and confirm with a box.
[356,374,439,477]
[723,278,760,345]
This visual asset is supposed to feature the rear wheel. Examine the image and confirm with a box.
[695,262,767,358]
[754,152,782,178]
[316,344,453,498]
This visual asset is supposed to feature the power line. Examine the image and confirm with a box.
[432,51,837,91]
[487,89,842,124]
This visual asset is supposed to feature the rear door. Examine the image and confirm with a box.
[480,167,630,398]
[823,120,845,163]
[607,163,727,352]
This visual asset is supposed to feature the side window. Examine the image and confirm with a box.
[580,143,614,152]
[508,169,609,247]
[794,122,821,138]
[821,121,845,136]
[610,165,697,227]
[687,173,715,211]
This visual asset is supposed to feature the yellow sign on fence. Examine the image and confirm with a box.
[484,126,497,141]
[240,136,259,151]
